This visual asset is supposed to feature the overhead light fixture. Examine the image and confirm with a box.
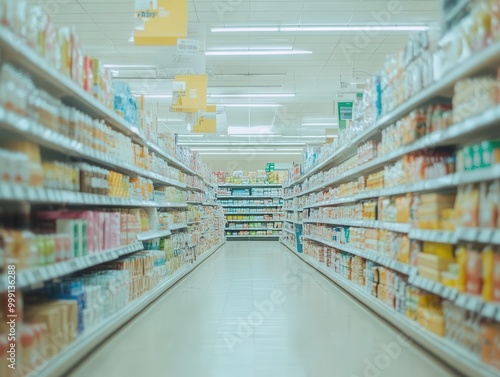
[198,152,302,155]
[228,126,274,135]
[211,25,429,33]
[210,94,295,98]
[135,94,172,98]
[206,50,312,56]
[222,104,282,108]
[178,142,306,146]
[280,25,428,32]
[191,148,303,152]
[103,64,156,69]
[211,27,279,32]
[301,122,338,126]
[158,118,184,122]
[282,135,328,139]
[214,73,286,77]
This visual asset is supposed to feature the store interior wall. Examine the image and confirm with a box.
[202,156,298,172]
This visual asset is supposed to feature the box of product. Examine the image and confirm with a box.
[417,253,455,270]
[480,141,500,168]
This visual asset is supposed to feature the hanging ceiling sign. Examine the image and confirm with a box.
[134,0,187,46]
[337,101,353,130]
[157,50,206,79]
[177,39,200,55]
[171,75,207,113]
[193,105,217,133]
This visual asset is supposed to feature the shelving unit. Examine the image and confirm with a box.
[218,184,284,240]
[286,249,499,377]
[0,23,225,377]
[281,36,500,376]
[24,241,225,377]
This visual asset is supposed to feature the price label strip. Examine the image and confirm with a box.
[478,229,493,244]
[455,294,469,308]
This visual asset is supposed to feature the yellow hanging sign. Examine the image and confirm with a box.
[193,105,216,133]
[134,0,187,46]
[171,75,207,113]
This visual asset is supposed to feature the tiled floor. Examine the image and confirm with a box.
[69,241,460,377]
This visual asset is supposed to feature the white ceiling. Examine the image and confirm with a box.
[34,0,441,153]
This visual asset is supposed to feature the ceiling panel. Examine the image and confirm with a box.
[81,3,134,13]
[44,0,440,146]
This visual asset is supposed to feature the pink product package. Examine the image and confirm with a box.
[120,213,128,246]
[97,212,107,251]
[98,212,120,251]
[106,212,121,249]
[34,210,96,254]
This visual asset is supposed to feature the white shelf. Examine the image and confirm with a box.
[188,201,218,206]
[186,185,204,193]
[137,229,172,241]
[0,242,144,293]
[408,274,500,320]
[29,241,225,377]
[226,234,281,238]
[218,184,283,188]
[302,235,414,276]
[282,227,295,235]
[170,223,188,231]
[217,195,282,199]
[282,207,303,212]
[0,108,186,189]
[0,183,187,208]
[287,249,499,377]
[280,239,297,253]
[225,219,282,222]
[408,229,457,243]
[224,211,281,215]
[221,204,282,208]
[284,219,303,225]
[408,227,500,245]
[302,165,500,209]
[225,227,282,231]
[304,196,358,208]
[303,218,411,233]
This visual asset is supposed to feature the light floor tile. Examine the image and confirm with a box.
[69,241,460,377]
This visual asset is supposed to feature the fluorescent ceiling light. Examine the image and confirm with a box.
[178,142,306,146]
[198,152,302,155]
[136,94,172,98]
[282,135,326,139]
[211,26,429,33]
[280,26,428,32]
[214,73,286,77]
[210,94,295,98]
[103,64,156,69]
[301,122,338,126]
[191,148,303,152]
[158,118,184,122]
[222,104,282,108]
[228,126,274,135]
[211,27,279,32]
[206,50,312,56]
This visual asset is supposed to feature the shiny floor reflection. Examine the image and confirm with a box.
[69,241,460,377]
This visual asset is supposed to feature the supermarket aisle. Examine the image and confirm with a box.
[69,242,458,377]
